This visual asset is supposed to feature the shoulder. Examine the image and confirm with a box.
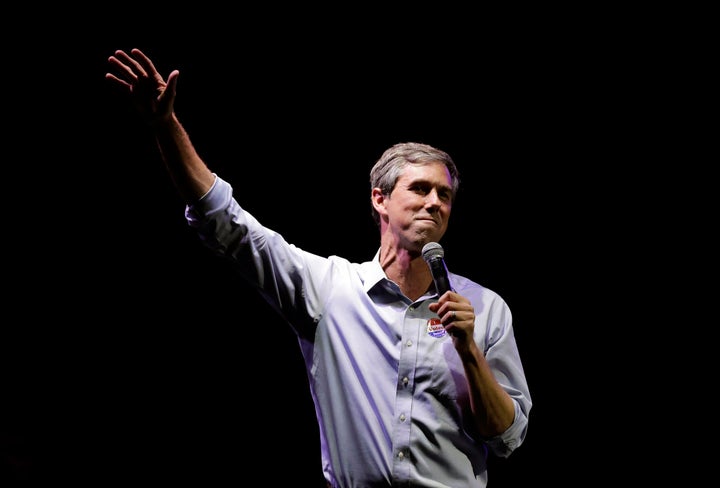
[450,273,511,311]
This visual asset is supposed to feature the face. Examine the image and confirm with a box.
[377,161,454,250]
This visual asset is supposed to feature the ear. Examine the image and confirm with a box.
[371,188,388,218]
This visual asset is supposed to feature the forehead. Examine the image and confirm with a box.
[398,161,452,184]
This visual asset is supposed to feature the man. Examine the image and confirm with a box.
[106,48,531,487]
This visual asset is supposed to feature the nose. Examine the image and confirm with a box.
[425,189,443,207]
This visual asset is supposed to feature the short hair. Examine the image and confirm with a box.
[369,142,460,226]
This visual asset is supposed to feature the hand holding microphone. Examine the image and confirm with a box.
[423,242,476,340]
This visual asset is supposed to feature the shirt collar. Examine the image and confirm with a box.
[359,248,387,294]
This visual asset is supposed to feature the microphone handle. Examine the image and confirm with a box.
[429,258,452,295]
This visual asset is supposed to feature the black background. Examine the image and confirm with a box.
[2,9,699,486]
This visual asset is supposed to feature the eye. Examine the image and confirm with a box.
[409,184,428,195]
[438,189,452,201]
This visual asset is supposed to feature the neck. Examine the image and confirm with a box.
[380,245,434,301]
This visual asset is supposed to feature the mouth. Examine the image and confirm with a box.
[416,217,438,225]
[415,218,440,230]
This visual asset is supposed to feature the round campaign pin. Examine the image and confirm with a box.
[426,318,446,338]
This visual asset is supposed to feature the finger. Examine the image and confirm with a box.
[104,72,132,90]
[110,50,146,79]
[158,69,180,112]
[443,310,456,324]
[130,48,162,79]
[107,57,140,86]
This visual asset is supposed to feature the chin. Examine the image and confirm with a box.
[414,233,442,248]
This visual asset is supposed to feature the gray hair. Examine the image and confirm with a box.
[369,142,460,226]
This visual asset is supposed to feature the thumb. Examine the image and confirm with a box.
[158,69,180,114]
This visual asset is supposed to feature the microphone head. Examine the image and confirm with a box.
[422,242,444,262]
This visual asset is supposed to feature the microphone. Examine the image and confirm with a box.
[422,242,452,296]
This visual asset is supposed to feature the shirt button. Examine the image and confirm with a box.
[398,451,405,460]
[399,414,406,422]
[402,377,409,386]
[406,340,413,347]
